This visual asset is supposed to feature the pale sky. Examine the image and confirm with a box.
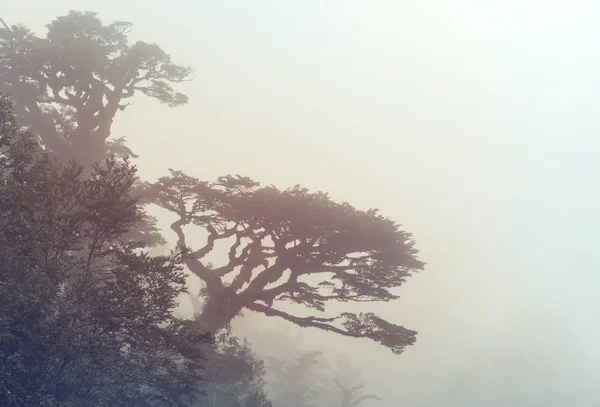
[8,1,600,405]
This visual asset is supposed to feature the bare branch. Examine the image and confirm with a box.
[351,394,382,406]
[0,18,11,32]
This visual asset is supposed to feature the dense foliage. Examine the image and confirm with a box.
[0,95,206,406]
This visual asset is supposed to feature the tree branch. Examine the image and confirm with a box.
[245,303,346,334]
[246,304,416,354]
[170,218,188,248]
[351,394,382,406]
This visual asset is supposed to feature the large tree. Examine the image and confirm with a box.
[0,10,191,246]
[144,171,425,354]
[0,11,192,166]
[0,96,207,406]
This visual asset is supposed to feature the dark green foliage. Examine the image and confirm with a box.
[145,171,424,354]
[0,11,192,165]
[0,96,206,406]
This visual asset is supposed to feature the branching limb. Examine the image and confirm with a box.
[246,304,416,354]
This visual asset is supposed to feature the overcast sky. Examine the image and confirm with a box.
[8,1,600,405]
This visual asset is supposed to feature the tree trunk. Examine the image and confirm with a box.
[193,295,243,336]
[69,125,108,167]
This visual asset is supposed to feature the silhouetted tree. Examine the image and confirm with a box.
[0,11,192,166]
[0,10,190,246]
[329,355,381,407]
[0,95,206,406]
[144,172,425,354]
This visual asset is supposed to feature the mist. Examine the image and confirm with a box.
[3,1,600,406]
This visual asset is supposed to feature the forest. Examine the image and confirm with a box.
[0,11,425,407]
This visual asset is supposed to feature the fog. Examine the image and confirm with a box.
[7,1,600,405]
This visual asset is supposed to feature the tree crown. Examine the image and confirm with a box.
[146,171,424,354]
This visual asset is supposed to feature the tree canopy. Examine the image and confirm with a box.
[0,95,207,406]
[145,171,425,354]
[0,11,192,165]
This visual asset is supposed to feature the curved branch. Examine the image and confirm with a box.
[245,304,416,354]
[351,394,382,407]
[170,219,188,248]
[246,303,341,331]
[335,377,380,407]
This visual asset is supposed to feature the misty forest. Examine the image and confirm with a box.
[0,10,422,407]
[1,5,595,407]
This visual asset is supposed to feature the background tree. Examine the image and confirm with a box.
[266,351,324,407]
[0,10,192,246]
[240,323,330,407]
[329,355,381,407]
[0,95,206,406]
[0,11,192,166]
[144,171,425,354]
[241,323,380,407]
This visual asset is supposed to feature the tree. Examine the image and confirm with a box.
[144,171,425,354]
[0,11,192,166]
[242,324,330,407]
[248,326,379,407]
[0,10,189,246]
[0,95,206,406]
[267,351,324,407]
[329,355,381,407]
[201,326,272,407]
[188,291,272,407]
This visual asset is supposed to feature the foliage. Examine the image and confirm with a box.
[249,326,378,407]
[144,171,425,354]
[200,326,272,407]
[267,351,325,407]
[0,11,192,165]
[0,95,206,406]
[188,284,271,407]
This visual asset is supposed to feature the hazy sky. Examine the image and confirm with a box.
[8,1,600,405]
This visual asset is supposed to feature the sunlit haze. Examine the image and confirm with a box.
[6,1,600,405]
